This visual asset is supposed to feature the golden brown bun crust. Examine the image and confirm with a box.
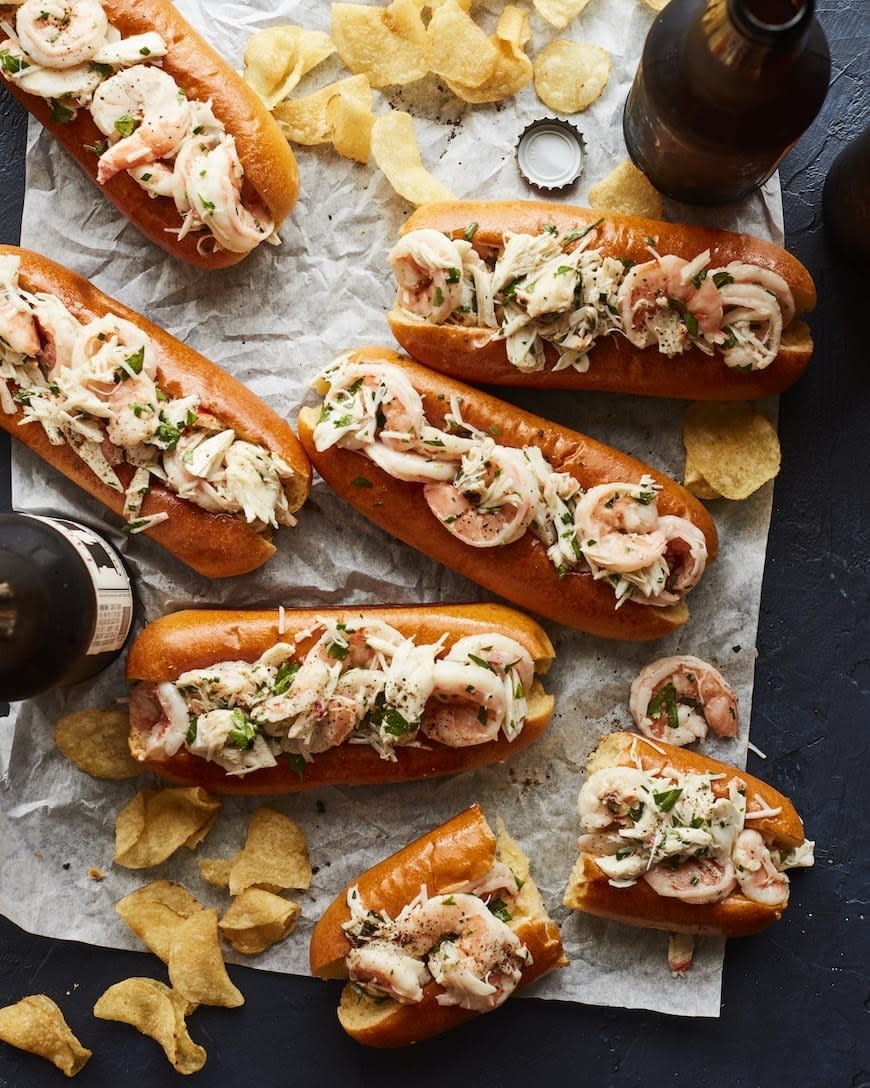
[125,605,555,793]
[390,201,815,399]
[2,0,299,268]
[563,732,808,938]
[298,347,718,641]
[310,806,565,1047]
[1,246,311,577]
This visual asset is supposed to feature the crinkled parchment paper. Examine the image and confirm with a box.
[1,0,786,1018]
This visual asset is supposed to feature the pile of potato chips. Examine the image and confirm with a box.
[0,778,312,1076]
[241,0,658,204]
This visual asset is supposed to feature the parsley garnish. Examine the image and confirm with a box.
[653,787,683,812]
[273,660,300,695]
[712,271,735,288]
[487,898,512,923]
[113,113,137,137]
[228,709,256,750]
[50,99,74,124]
[351,475,372,488]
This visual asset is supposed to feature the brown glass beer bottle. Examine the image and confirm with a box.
[0,513,134,702]
[623,0,830,205]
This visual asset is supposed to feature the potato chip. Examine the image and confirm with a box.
[199,856,233,888]
[0,995,91,1077]
[243,26,336,111]
[371,110,456,205]
[445,6,533,104]
[426,0,497,88]
[326,85,376,162]
[116,881,205,963]
[641,0,670,10]
[682,402,781,500]
[114,787,220,870]
[94,979,205,1075]
[534,40,611,114]
[87,867,105,881]
[201,807,312,896]
[54,708,140,781]
[533,0,593,30]
[274,74,371,146]
[219,888,301,955]
[683,455,722,500]
[331,0,427,88]
[168,909,244,1009]
[588,158,664,219]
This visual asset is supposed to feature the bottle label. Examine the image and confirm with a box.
[24,515,134,655]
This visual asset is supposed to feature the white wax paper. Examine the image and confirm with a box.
[1,0,786,1019]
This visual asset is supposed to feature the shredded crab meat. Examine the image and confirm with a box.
[313,356,706,610]
[0,255,297,532]
[138,616,535,775]
[391,226,795,374]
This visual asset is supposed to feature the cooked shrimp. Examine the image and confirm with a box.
[733,829,790,907]
[314,361,426,452]
[577,766,652,831]
[643,856,737,904]
[574,480,667,574]
[70,314,154,395]
[91,66,191,183]
[30,293,81,370]
[0,260,39,357]
[630,655,738,746]
[389,229,465,323]
[718,280,784,371]
[716,261,795,325]
[617,253,724,355]
[0,39,103,103]
[347,940,431,1004]
[424,443,538,548]
[397,893,528,1011]
[180,141,274,255]
[445,633,535,692]
[16,0,107,69]
[128,161,178,200]
[106,373,159,447]
[421,659,507,746]
[645,516,709,605]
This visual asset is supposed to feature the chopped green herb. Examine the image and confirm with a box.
[351,475,372,488]
[712,271,735,289]
[653,787,683,812]
[50,99,74,124]
[467,653,493,671]
[286,753,306,780]
[487,898,512,923]
[185,718,198,745]
[445,267,461,284]
[0,51,29,75]
[463,222,479,241]
[113,113,138,137]
[273,660,300,695]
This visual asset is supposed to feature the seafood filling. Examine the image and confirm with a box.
[0,255,297,534]
[577,760,814,906]
[390,225,796,374]
[342,872,531,1012]
[312,354,708,609]
[130,615,536,776]
[0,0,275,256]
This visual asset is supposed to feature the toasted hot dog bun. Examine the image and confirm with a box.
[125,604,556,793]
[309,804,567,1047]
[389,201,815,399]
[563,732,809,937]
[297,347,718,641]
[0,0,298,268]
[1,246,310,577]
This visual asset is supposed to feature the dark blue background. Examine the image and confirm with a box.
[1,5,868,1083]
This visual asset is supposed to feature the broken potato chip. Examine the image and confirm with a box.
[116,881,205,964]
[54,708,140,781]
[445,6,533,104]
[533,0,593,30]
[200,807,312,897]
[114,787,219,870]
[243,25,336,110]
[534,40,611,114]
[331,0,428,87]
[641,0,670,10]
[371,110,455,205]
[219,888,302,955]
[588,158,664,219]
[326,82,376,162]
[94,979,205,1075]
[168,909,244,1009]
[0,995,91,1078]
[426,0,498,88]
[682,402,781,500]
[274,73,372,146]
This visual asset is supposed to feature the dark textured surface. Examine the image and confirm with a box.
[1,4,868,1084]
